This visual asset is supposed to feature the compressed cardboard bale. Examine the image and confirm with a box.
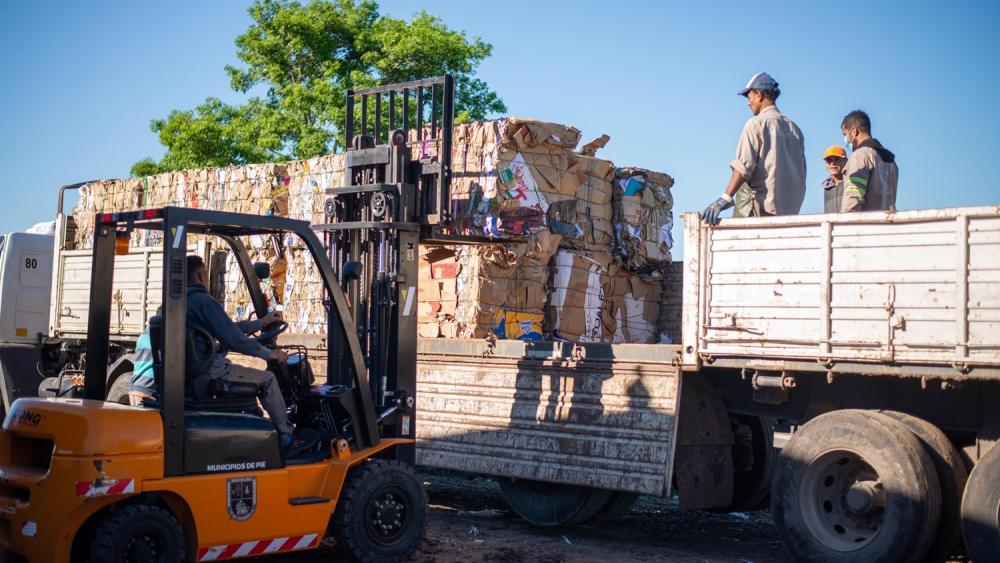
[480,231,560,340]
[501,118,581,155]
[448,231,559,340]
[613,167,675,271]
[608,265,661,344]
[546,249,614,342]
[445,118,582,238]
[494,149,580,236]
[549,154,615,249]
[448,121,503,236]
[417,246,460,339]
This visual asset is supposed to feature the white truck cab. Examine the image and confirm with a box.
[0,232,54,345]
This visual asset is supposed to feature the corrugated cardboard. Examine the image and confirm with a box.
[547,249,614,342]
[613,167,675,270]
[608,266,661,344]
[501,118,582,155]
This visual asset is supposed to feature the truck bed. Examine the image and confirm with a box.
[682,206,1000,375]
[51,248,165,339]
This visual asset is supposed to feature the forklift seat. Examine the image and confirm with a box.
[147,314,261,415]
[185,376,261,414]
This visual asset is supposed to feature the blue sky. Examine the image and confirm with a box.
[2,0,998,246]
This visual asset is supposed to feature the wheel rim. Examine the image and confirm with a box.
[366,485,409,547]
[799,450,885,552]
[124,527,167,563]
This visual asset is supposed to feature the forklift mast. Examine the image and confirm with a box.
[314,75,455,464]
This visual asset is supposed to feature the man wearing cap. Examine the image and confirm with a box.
[702,72,807,225]
[821,145,848,213]
[841,110,898,212]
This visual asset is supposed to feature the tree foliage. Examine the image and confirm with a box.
[132,0,505,176]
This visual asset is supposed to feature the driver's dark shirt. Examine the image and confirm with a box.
[186,283,271,369]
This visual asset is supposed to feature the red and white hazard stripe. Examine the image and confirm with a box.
[75,478,135,497]
[198,533,319,561]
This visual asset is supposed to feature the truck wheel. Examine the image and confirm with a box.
[880,411,967,562]
[591,491,640,522]
[771,410,941,562]
[961,444,1000,562]
[711,414,776,513]
[497,477,612,526]
[332,460,426,562]
[107,373,132,404]
[89,504,185,563]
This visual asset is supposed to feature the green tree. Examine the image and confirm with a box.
[132,0,505,176]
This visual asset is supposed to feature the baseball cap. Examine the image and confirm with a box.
[738,72,779,96]
[823,145,847,160]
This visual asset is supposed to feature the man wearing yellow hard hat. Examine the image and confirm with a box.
[821,145,847,213]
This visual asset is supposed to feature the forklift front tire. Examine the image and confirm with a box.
[89,504,185,563]
[332,459,427,562]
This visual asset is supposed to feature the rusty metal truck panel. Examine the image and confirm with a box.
[416,339,682,496]
[683,206,1000,373]
[52,247,165,338]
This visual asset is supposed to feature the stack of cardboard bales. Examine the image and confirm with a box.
[448,118,582,237]
[73,156,345,334]
[71,117,676,343]
[418,231,559,340]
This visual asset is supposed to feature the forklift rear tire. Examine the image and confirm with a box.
[89,504,185,563]
[332,460,427,562]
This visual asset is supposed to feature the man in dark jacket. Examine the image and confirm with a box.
[185,255,297,448]
[841,110,899,212]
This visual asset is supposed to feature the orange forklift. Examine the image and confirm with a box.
[0,75,457,562]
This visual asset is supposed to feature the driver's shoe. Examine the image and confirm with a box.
[281,429,320,457]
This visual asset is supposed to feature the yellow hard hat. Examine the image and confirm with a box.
[823,145,847,160]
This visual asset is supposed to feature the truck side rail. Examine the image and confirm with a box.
[682,205,1000,377]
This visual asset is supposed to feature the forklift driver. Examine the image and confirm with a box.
[185,255,304,451]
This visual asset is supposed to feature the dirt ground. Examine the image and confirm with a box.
[267,468,791,563]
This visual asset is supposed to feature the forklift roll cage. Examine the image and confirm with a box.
[82,207,378,477]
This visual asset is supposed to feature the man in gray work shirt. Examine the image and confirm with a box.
[185,255,305,451]
[840,109,898,212]
[703,72,807,224]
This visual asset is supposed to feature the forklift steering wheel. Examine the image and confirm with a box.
[255,320,288,346]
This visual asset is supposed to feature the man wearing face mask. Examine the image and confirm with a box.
[702,72,807,225]
[821,145,848,213]
[840,110,899,212]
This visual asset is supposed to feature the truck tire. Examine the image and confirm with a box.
[771,409,941,562]
[332,459,426,562]
[591,492,640,522]
[89,504,185,563]
[106,373,132,404]
[880,411,967,562]
[961,444,1000,562]
[497,477,613,526]
[710,414,776,513]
